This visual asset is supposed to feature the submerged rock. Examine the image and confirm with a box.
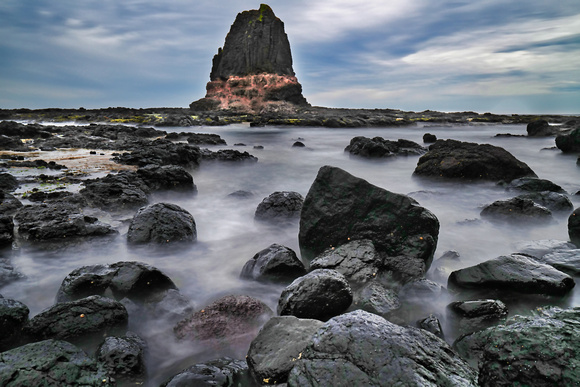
[255,191,303,224]
[345,136,426,158]
[480,196,553,223]
[503,177,565,193]
[161,357,250,387]
[136,164,197,192]
[299,166,439,283]
[127,203,197,245]
[414,139,537,181]
[240,243,306,283]
[287,310,478,386]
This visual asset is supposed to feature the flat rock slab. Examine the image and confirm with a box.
[287,309,478,386]
[448,253,575,296]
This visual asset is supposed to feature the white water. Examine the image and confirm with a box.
[2,122,580,383]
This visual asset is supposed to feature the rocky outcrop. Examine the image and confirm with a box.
[191,4,308,113]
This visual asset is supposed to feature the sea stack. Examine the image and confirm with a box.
[190,4,309,113]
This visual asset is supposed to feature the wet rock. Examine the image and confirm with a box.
[127,203,196,245]
[56,261,178,304]
[247,316,324,385]
[0,339,114,386]
[14,201,117,242]
[448,253,575,296]
[0,297,29,352]
[113,139,202,168]
[448,299,508,336]
[480,196,553,223]
[287,310,478,386]
[278,269,353,321]
[0,192,23,215]
[255,191,303,224]
[454,306,580,386]
[309,239,382,285]
[417,314,445,339]
[174,295,273,351]
[240,243,306,283]
[299,166,439,283]
[568,207,580,246]
[227,189,254,199]
[351,280,400,317]
[516,239,580,274]
[80,171,150,212]
[423,133,437,143]
[136,164,197,192]
[345,136,426,158]
[0,172,19,192]
[517,191,573,213]
[161,357,250,387]
[200,148,258,163]
[96,332,147,385]
[414,139,537,181]
[0,215,14,247]
[23,295,128,348]
[555,127,580,152]
[527,119,557,136]
[0,257,24,287]
[503,177,565,193]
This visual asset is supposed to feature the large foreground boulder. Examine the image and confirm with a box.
[414,139,537,181]
[299,166,439,282]
[287,310,478,386]
[0,339,114,386]
[455,306,580,386]
[127,203,196,244]
[448,253,575,296]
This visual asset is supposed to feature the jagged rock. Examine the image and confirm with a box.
[0,215,14,247]
[136,164,197,192]
[255,191,303,223]
[345,136,426,158]
[299,166,439,283]
[448,253,575,296]
[96,332,147,385]
[200,148,258,162]
[161,357,251,387]
[480,196,553,223]
[185,133,227,145]
[287,310,478,386]
[454,306,580,386]
[0,339,114,386]
[0,297,29,352]
[14,201,117,242]
[569,208,580,246]
[127,203,196,245]
[112,139,202,168]
[23,295,128,348]
[247,316,324,384]
[240,243,306,283]
[80,171,150,212]
[278,269,353,321]
[414,139,537,181]
[0,192,23,215]
[447,299,508,336]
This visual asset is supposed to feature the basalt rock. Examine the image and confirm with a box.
[127,203,197,245]
[0,297,29,352]
[556,127,580,152]
[345,136,426,158]
[569,208,580,247]
[0,215,14,247]
[80,171,150,213]
[0,192,23,215]
[191,4,308,113]
[161,357,251,387]
[480,196,553,223]
[503,177,565,193]
[255,191,303,224]
[96,332,147,385]
[240,243,306,283]
[136,164,196,192]
[527,119,557,136]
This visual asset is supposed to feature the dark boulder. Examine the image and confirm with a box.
[174,295,273,353]
[56,261,178,304]
[480,196,553,223]
[255,191,303,223]
[127,203,196,245]
[447,299,508,336]
[247,316,324,384]
[136,164,196,192]
[556,127,580,152]
[96,332,147,385]
[113,139,202,168]
[429,250,463,284]
[423,133,437,143]
[161,357,250,387]
[299,166,439,283]
[351,280,401,317]
[0,172,19,192]
[503,177,565,193]
[185,133,227,145]
[454,306,580,386]
[569,208,580,246]
[0,297,29,352]
[345,136,426,158]
[517,191,573,213]
[287,310,478,386]
[14,201,117,242]
[0,214,14,247]
[277,269,353,321]
[23,295,128,348]
[0,257,24,287]
[0,192,23,215]
[414,139,537,181]
[0,339,114,386]
[292,141,306,148]
[417,314,445,339]
[448,253,575,296]
[80,171,150,212]
[240,243,306,283]
[527,119,556,136]
[200,148,258,163]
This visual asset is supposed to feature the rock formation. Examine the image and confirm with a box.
[190,4,308,113]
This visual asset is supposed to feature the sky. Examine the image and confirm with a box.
[1,0,579,114]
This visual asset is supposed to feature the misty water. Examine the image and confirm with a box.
[2,122,580,383]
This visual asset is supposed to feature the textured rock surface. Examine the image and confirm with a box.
[517,191,573,213]
[80,171,150,212]
[136,164,196,192]
[0,214,14,246]
[278,269,353,321]
[0,339,114,386]
[287,310,478,386]
[161,357,251,387]
[480,196,553,223]
[127,202,196,244]
[569,208,580,246]
[299,166,439,283]
[448,253,575,296]
[255,191,303,224]
[414,139,537,181]
[345,136,426,158]
[96,332,147,385]
[247,316,324,384]
[0,297,29,352]
[447,299,508,336]
[240,243,306,283]
[351,280,401,317]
